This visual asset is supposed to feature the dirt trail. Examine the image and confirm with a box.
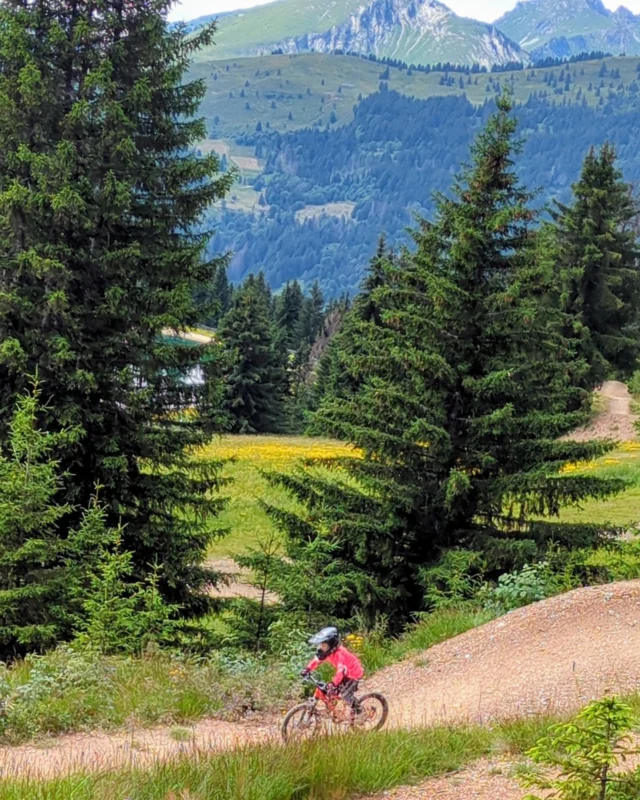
[367,758,529,800]
[368,580,640,729]
[206,556,278,601]
[567,380,638,441]
[0,717,276,781]
[4,581,640,780]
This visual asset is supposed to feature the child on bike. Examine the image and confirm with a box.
[301,626,364,708]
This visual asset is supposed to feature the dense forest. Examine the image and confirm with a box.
[207,88,640,296]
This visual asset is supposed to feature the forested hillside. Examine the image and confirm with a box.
[206,86,640,295]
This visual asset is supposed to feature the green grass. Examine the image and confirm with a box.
[189,53,640,139]
[0,715,558,799]
[198,435,355,558]
[555,444,640,528]
[201,435,640,561]
[358,605,496,672]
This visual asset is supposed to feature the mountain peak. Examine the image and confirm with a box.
[206,0,525,67]
[496,0,640,56]
[612,4,637,21]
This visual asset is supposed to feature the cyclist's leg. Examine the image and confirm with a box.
[339,679,359,718]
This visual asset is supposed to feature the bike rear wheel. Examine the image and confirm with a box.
[281,703,320,742]
[352,692,388,732]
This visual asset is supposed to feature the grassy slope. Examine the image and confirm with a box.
[194,0,520,66]
[201,434,640,561]
[190,53,640,139]
[496,0,616,49]
[196,0,365,60]
[197,435,355,557]
[556,442,640,527]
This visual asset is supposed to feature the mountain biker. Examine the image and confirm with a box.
[301,627,364,709]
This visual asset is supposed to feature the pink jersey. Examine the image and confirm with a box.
[306,645,364,686]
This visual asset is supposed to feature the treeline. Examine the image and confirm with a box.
[271,46,611,75]
[215,272,348,433]
[210,90,640,296]
[258,102,640,631]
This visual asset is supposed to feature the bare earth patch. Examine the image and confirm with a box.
[566,380,638,442]
[295,201,356,223]
[0,717,276,781]
[206,557,279,602]
[367,758,530,800]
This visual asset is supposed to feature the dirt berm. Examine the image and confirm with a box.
[368,580,640,728]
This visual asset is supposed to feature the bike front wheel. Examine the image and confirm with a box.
[281,703,320,743]
[352,692,389,732]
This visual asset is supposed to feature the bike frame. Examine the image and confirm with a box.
[304,674,345,717]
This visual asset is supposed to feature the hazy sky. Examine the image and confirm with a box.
[168,0,640,23]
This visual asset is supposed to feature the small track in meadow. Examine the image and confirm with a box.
[567,380,638,442]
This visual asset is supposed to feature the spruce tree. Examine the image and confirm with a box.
[206,265,233,327]
[311,239,390,411]
[269,97,622,625]
[221,275,286,433]
[274,281,304,351]
[549,143,640,387]
[0,386,74,657]
[0,1,231,614]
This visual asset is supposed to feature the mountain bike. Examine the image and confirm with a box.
[281,674,388,742]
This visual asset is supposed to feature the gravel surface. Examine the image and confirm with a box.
[566,380,638,442]
[370,759,531,800]
[366,580,640,729]
[0,717,277,780]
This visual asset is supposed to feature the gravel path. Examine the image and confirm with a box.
[567,380,638,442]
[370,759,531,800]
[0,717,277,781]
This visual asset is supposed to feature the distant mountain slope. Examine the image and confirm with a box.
[496,0,640,57]
[192,0,525,67]
[190,52,640,139]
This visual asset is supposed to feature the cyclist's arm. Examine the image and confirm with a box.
[331,662,348,686]
[305,657,321,673]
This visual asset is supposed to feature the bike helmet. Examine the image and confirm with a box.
[308,626,340,660]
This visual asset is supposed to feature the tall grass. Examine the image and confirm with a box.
[360,605,496,672]
[0,647,296,744]
[197,435,354,558]
[0,717,556,800]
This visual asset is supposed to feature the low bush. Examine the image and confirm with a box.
[0,646,297,744]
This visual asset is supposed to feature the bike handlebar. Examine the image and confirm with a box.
[302,674,329,692]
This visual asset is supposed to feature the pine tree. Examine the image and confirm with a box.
[0,386,75,658]
[274,281,304,351]
[0,1,231,614]
[269,96,622,626]
[311,239,390,411]
[206,265,233,327]
[548,143,640,387]
[221,275,286,433]
[296,281,325,350]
